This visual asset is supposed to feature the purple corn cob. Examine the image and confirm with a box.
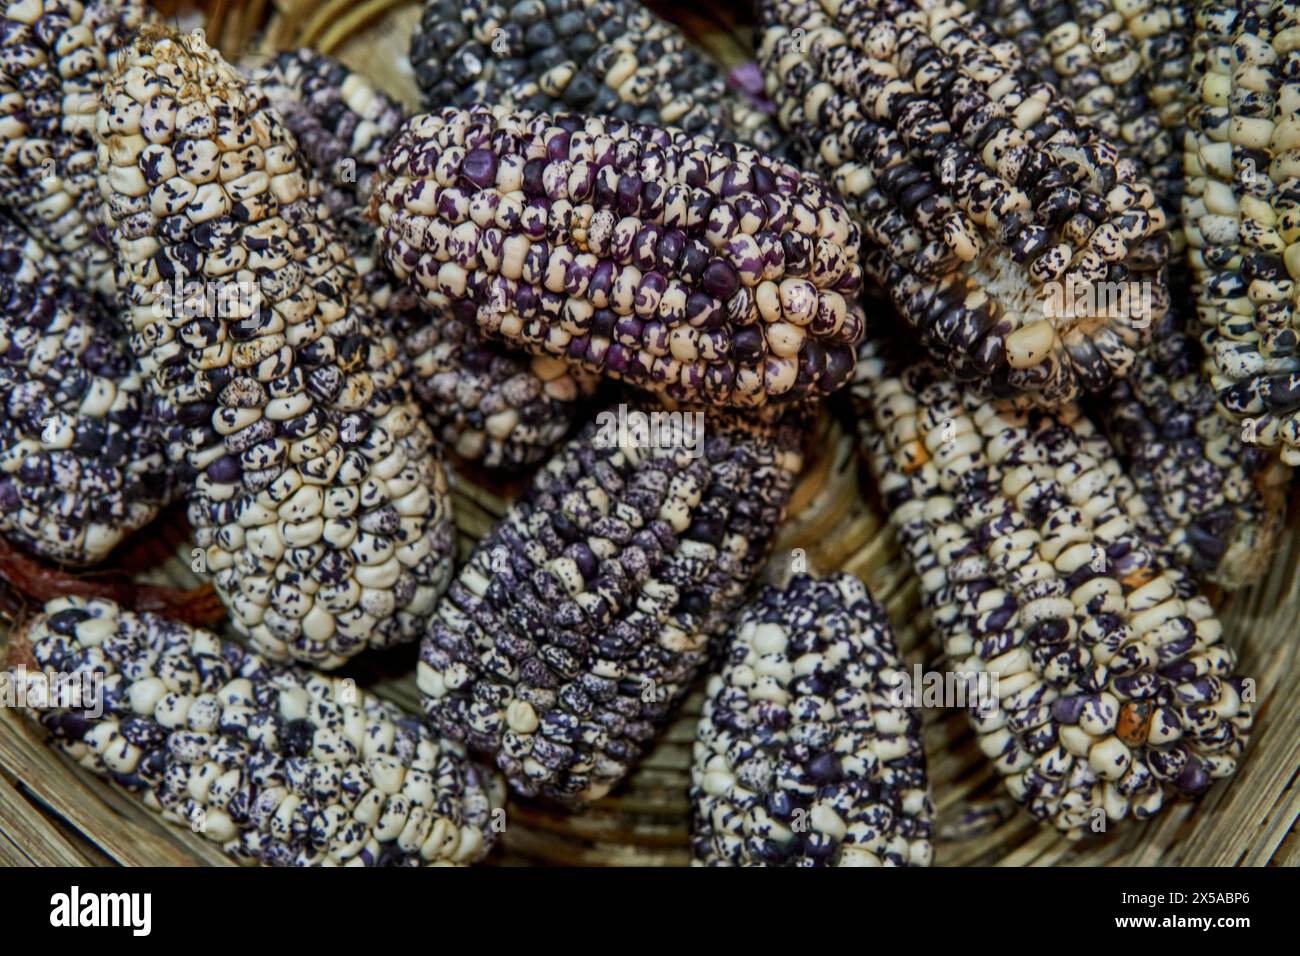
[375,104,865,409]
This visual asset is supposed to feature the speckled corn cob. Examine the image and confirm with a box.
[0,217,169,564]
[691,573,933,866]
[979,0,1187,231]
[14,596,501,866]
[855,343,1253,836]
[375,104,865,408]
[1183,0,1300,465]
[419,403,806,802]
[248,51,600,469]
[94,29,456,668]
[758,0,1172,407]
[0,0,149,302]
[1100,311,1288,590]
[410,0,783,152]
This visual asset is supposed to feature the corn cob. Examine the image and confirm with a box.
[978,0,1188,233]
[419,402,806,802]
[691,572,934,867]
[855,342,1253,836]
[249,51,600,469]
[410,0,784,152]
[375,104,865,409]
[94,29,456,668]
[1183,0,1300,465]
[757,0,1172,407]
[1100,311,1288,590]
[12,595,501,865]
[0,216,170,564]
[0,0,149,303]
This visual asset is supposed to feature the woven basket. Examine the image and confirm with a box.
[1,0,1297,868]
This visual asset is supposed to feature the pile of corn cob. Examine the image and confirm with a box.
[0,0,1288,870]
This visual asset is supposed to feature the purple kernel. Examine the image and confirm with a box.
[680,243,709,281]
[823,346,854,389]
[657,230,685,272]
[643,321,669,352]
[733,327,765,361]
[208,455,243,483]
[686,291,722,328]
[721,164,754,198]
[703,260,739,299]
[590,259,616,298]
[800,339,826,382]
[1173,758,1210,794]
[1051,695,1085,725]
[590,308,616,337]
[546,131,571,161]
[614,316,644,345]
[522,158,547,197]
[605,342,632,373]
[461,148,498,188]
[617,175,642,214]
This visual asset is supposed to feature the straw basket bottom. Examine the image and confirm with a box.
[1,0,1298,869]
